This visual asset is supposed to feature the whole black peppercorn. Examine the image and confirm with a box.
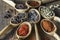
[4,12,12,18]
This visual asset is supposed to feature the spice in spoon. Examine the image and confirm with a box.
[11,13,26,24]
[17,24,29,36]
[15,1,27,9]
[40,6,54,19]
[42,20,55,32]
[15,4,27,9]
[28,10,39,23]
[27,1,39,7]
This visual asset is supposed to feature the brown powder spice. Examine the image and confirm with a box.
[42,20,55,32]
[27,1,39,7]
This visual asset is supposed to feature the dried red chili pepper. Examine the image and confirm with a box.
[17,24,29,36]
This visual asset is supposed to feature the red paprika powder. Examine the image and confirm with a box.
[27,1,39,7]
[42,20,55,32]
[17,24,29,36]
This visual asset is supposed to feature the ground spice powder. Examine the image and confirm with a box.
[17,24,29,36]
[27,1,39,7]
[42,20,55,32]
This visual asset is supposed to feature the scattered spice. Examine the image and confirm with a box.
[42,20,55,32]
[27,1,39,7]
[4,13,12,18]
[4,10,13,18]
[17,24,29,36]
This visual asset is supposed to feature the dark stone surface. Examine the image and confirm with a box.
[0,0,10,31]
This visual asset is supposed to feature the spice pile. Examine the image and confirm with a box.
[11,9,40,24]
[15,3,27,9]
[40,6,54,19]
[17,24,29,36]
[12,0,28,9]
[11,13,26,24]
[27,1,39,7]
[42,20,55,32]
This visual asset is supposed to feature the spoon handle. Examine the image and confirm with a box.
[14,34,23,40]
[34,24,40,40]
[54,16,60,23]
[18,38,23,40]
[3,0,15,7]
[53,33,60,40]
[0,25,13,38]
